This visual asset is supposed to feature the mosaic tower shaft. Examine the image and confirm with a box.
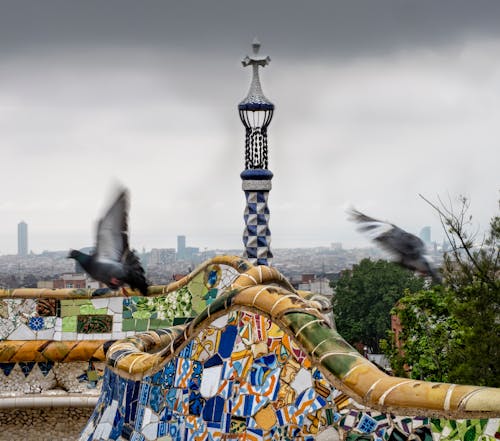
[239,40,274,266]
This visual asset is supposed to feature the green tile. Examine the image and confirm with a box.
[149,319,172,329]
[62,316,77,332]
[135,319,149,332]
[122,310,133,319]
[122,318,136,332]
[73,300,92,306]
[80,304,107,315]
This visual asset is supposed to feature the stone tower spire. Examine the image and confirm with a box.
[238,39,274,266]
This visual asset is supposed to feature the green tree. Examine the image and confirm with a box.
[385,196,499,386]
[332,259,425,353]
[381,287,460,382]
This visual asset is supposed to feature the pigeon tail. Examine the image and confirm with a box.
[124,250,149,295]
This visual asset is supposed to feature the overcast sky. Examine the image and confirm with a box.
[1,1,499,254]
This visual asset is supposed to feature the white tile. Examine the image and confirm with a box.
[91,298,109,310]
[8,323,36,340]
[53,331,62,340]
[143,423,159,440]
[37,328,55,340]
[211,315,228,328]
[112,332,126,340]
[142,407,152,427]
[200,365,223,398]
[291,368,313,395]
[107,298,124,313]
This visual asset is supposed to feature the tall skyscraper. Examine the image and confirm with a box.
[239,39,274,266]
[419,226,431,244]
[177,235,186,260]
[17,221,28,256]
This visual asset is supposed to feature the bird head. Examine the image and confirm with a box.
[68,249,88,264]
[68,249,79,259]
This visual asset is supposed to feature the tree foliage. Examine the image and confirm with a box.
[381,287,460,382]
[332,259,425,353]
[384,196,499,386]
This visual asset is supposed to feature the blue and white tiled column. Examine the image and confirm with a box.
[241,169,273,266]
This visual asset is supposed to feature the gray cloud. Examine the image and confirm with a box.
[0,2,499,254]
[1,1,500,58]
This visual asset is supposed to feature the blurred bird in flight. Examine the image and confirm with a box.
[349,208,442,283]
[68,188,148,295]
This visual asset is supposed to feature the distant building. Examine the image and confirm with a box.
[149,248,176,265]
[42,273,101,289]
[419,226,431,244]
[331,242,343,251]
[177,235,186,260]
[298,276,334,297]
[17,221,28,256]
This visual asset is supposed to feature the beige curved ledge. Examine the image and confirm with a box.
[0,394,99,409]
[0,340,109,362]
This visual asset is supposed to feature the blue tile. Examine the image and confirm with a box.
[157,421,167,437]
[0,362,16,376]
[179,340,193,358]
[38,361,54,376]
[188,391,204,416]
[203,396,224,422]
[149,385,162,413]
[134,405,145,431]
[121,424,133,440]
[139,383,150,405]
[218,326,237,358]
[18,361,36,377]
[204,354,223,368]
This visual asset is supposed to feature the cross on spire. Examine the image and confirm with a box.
[239,38,273,110]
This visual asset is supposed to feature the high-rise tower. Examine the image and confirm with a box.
[17,221,28,256]
[239,39,274,266]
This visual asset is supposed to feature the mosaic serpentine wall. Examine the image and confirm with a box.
[0,256,499,441]
[0,261,236,390]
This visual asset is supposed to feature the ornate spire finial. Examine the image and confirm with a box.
[239,40,274,111]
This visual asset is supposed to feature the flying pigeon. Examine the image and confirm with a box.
[68,189,149,295]
[349,208,442,283]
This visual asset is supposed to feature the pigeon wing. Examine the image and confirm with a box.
[375,226,426,261]
[95,190,130,262]
[349,208,425,260]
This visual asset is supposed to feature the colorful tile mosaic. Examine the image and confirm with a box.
[80,311,335,440]
[80,308,500,441]
[0,256,499,441]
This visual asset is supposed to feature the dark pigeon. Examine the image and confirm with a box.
[349,208,442,283]
[68,189,149,295]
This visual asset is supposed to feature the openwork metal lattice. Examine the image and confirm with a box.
[239,39,275,170]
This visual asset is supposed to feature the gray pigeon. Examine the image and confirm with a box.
[68,189,148,295]
[349,208,441,283]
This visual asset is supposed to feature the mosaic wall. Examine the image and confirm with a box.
[81,309,500,441]
[0,264,234,393]
[1,257,499,441]
[0,264,232,342]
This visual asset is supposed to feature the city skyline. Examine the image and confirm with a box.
[0,1,499,254]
